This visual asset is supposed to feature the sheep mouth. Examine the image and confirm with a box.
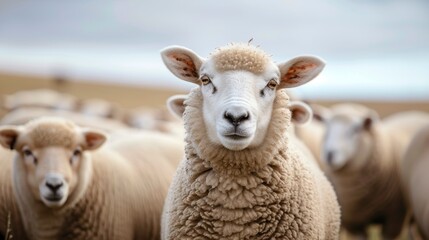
[223,133,250,140]
[44,194,64,202]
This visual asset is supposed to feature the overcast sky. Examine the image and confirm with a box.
[0,0,428,100]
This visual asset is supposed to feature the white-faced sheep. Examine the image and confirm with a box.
[0,117,184,240]
[401,123,429,239]
[314,104,429,239]
[159,43,340,239]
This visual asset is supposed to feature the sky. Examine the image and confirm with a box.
[0,0,428,101]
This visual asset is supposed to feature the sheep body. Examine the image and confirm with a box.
[0,107,129,133]
[161,89,340,239]
[0,148,27,240]
[321,107,429,238]
[401,123,429,238]
[0,118,184,240]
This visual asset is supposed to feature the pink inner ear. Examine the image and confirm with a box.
[284,62,317,84]
[85,132,105,149]
[0,129,19,149]
[169,53,199,79]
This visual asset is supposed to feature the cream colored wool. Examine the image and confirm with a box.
[399,119,429,238]
[327,124,405,235]
[211,43,270,74]
[323,109,429,237]
[0,148,28,240]
[1,118,184,240]
[0,107,129,133]
[162,88,340,240]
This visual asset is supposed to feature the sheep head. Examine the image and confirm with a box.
[313,104,379,171]
[0,117,106,208]
[161,43,324,151]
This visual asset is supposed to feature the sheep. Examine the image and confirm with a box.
[159,43,340,239]
[0,117,184,240]
[313,103,429,239]
[2,89,77,112]
[0,107,130,133]
[123,107,185,138]
[76,98,123,120]
[401,123,429,239]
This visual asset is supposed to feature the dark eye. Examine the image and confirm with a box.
[71,149,81,164]
[23,149,37,165]
[200,75,212,85]
[73,149,82,157]
[266,79,278,90]
[23,149,33,157]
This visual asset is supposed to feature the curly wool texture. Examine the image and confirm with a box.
[162,88,340,240]
[211,43,270,74]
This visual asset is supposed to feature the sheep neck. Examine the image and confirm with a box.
[183,88,291,176]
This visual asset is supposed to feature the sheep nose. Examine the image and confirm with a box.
[45,177,64,193]
[224,109,250,127]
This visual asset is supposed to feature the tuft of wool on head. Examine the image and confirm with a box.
[210,43,271,74]
[25,117,76,149]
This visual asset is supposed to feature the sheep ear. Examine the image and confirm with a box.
[160,46,204,85]
[311,104,331,123]
[167,95,187,119]
[278,56,325,89]
[82,129,107,150]
[0,126,21,150]
[289,101,312,125]
[362,110,379,131]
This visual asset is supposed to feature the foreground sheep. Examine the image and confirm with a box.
[314,104,429,239]
[0,117,184,240]
[160,43,340,239]
[401,124,429,239]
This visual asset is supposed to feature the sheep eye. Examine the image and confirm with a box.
[23,149,37,165]
[73,149,82,157]
[71,149,81,164]
[267,79,278,90]
[23,149,33,157]
[200,75,211,85]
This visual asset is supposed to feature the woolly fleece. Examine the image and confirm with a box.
[3,118,183,240]
[211,43,270,74]
[161,88,340,239]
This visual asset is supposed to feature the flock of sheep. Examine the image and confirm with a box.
[0,43,428,240]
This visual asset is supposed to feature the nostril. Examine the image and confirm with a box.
[224,111,250,126]
[326,151,335,164]
[240,111,250,121]
[46,182,63,193]
[224,111,232,121]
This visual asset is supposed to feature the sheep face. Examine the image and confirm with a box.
[161,43,325,151]
[21,146,79,208]
[314,108,377,171]
[0,117,106,208]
